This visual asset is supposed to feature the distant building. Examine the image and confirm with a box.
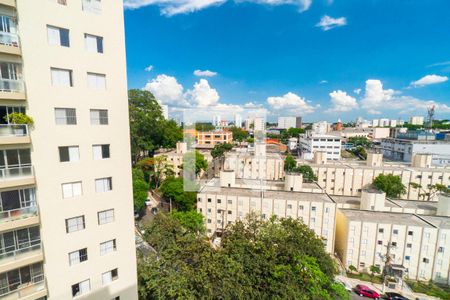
[253,117,266,132]
[299,132,342,160]
[213,115,221,127]
[296,116,303,128]
[312,121,331,135]
[234,114,242,128]
[197,130,233,146]
[410,116,425,126]
[161,104,169,119]
[335,119,343,131]
[288,137,298,151]
[277,116,296,129]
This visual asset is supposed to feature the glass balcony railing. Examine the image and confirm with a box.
[0,124,28,137]
[0,31,19,48]
[0,206,38,224]
[0,242,41,262]
[0,78,24,93]
[0,166,33,180]
[0,274,45,298]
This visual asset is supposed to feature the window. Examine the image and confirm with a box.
[207,198,211,203]
[406,243,412,248]
[95,177,112,193]
[217,199,221,204]
[405,256,410,261]
[393,229,399,235]
[102,268,118,285]
[87,72,106,89]
[377,240,383,245]
[438,247,444,253]
[92,144,110,160]
[51,68,73,87]
[408,231,413,236]
[82,0,102,14]
[299,205,304,210]
[228,200,232,204]
[359,262,365,268]
[55,108,77,125]
[47,25,69,47]
[59,146,80,162]
[100,239,116,255]
[422,258,429,264]
[69,248,88,265]
[66,216,85,233]
[379,228,384,233]
[311,206,316,211]
[72,279,90,297]
[84,34,103,53]
[392,242,397,247]
[228,210,232,215]
[55,0,67,4]
[287,204,292,209]
[90,109,108,125]
[62,182,82,198]
[98,209,114,225]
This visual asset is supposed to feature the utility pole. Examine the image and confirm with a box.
[382,241,394,293]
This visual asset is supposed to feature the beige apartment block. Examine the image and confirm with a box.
[0,1,137,299]
[197,130,232,146]
[197,171,336,253]
[335,209,450,284]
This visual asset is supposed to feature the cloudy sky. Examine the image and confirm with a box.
[124,0,450,122]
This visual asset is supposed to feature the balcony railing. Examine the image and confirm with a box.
[0,31,19,48]
[0,241,41,262]
[0,166,33,180]
[82,0,101,14]
[0,205,38,224]
[0,275,45,298]
[0,78,24,93]
[0,124,28,137]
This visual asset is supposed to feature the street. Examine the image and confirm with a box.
[351,291,373,300]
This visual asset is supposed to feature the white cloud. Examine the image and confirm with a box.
[319,80,328,84]
[124,0,312,16]
[410,74,448,87]
[186,79,220,107]
[144,65,154,72]
[326,90,358,112]
[143,74,188,106]
[193,69,218,77]
[267,92,315,114]
[316,15,347,31]
[360,79,396,114]
[353,88,361,95]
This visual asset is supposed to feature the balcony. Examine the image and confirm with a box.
[0,78,25,100]
[0,166,35,190]
[0,273,46,300]
[0,243,43,274]
[0,32,20,56]
[0,206,38,232]
[0,0,16,8]
[0,124,30,144]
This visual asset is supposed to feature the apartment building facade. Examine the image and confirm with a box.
[299,133,342,160]
[197,130,232,147]
[0,1,137,299]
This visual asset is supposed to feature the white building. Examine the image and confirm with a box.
[0,1,138,299]
[277,116,296,129]
[299,132,342,160]
[234,114,242,128]
[197,172,336,253]
[312,121,331,135]
[410,116,425,126]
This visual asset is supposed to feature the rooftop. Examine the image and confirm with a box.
[340,209,434,227]
[331,195,439,212]
[421,215,450,230]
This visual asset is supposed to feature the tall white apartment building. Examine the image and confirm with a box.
[299,132,341,160]
[410,116,424,126]
[277,116,296,129]
[234,114,242,128]
[0,1,137,299]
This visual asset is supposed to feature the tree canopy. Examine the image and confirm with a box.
[129,89,182,162]
[159,177,198,211]
[284,154,297,172]
[132,168,148,212]
[211,143,233,159]
[181,151,208,176]
[373,174,406,198]
[138,213,348,300]
[229,126,249,142]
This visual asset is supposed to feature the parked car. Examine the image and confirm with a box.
[354,284,380,299]
[382,292,409,300]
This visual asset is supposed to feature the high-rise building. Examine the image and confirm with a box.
[410,116,424,125]
[234,114,242,128]
[295,116,302,129]
[0,1,137,299]
[277,116,296,129]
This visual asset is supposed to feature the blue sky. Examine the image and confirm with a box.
[124,0,450,122]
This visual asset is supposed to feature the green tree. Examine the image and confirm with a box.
[132,168,148,212]
[348,265,357,273]
[211,143,233,159]
[195,122,215,131]
[373,174,406,198]
[170,210,205,233]
[410,182,450,201]
[284,154,297,172]
[182,151,208,176]
[137,213,348,300]
[294,165,318,182]
[229,127,249,142]
[369,265,381,282]
[137,156,174,188]
[128,89,182,163]
[159,177,198,211]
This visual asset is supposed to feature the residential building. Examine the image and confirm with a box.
[197,171,335,252]
[306,152,450,200]
[253,117,265,132]
[234,114,242,128]
[295,116,302,129]
[379,137,450,165]
[0,1,137,299]
[277,116,296,129]
[299,132,342,160]
[335,192,450,284]
[197,130,233,147]
[312,121,331,134]
[410,116,425,126]
[329,127,390,141]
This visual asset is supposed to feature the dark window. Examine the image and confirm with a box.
[60,28,70,47]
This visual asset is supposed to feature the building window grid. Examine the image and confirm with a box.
[65,216,85,233]
[98,209,114,225]
[100,239,117,256]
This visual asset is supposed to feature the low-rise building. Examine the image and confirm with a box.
[299,132,342,160]
[410,116,425,126]
[197,130,233,146]
[197,171,336,252]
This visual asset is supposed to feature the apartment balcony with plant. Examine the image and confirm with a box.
[0,226,42,274]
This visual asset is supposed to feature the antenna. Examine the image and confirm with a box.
[427,105,435,130]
